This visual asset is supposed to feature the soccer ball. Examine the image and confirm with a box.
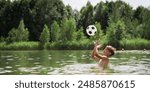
[86,25,97,36]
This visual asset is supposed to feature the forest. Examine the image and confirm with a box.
[0,0,150,50]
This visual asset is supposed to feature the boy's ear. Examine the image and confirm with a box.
[108,52,111,57]
[109,51,114,57]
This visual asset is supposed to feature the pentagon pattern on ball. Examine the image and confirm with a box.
[86,25,97,36]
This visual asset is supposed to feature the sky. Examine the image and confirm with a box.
[62,0,150,10]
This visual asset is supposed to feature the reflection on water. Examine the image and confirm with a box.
[0,50,150,75]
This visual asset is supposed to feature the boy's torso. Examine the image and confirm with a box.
[98,58,109,68]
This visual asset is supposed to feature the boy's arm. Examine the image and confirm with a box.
[91,44,103,61]
[91,47,100,61]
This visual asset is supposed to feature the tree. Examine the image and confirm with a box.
[76,27,85,40]
[77,1,94,34]
[0,0,12,37]
[60,18,68,41]
[0,0,150,46]
[17,19,29,41]
[94,2,109,30]
[74,9,80,23]
[126,19,143,38]
[134,6,145,23]
[106,20,126,48]
[50,21,60,42]
[39,24,50,48]
[65,5,74,19]
[30,0,65,41]
[60,18,76,41]
[66,18,76,41]
[133,6,150,39]
[7,28,18,43]
[7,19,29,43]
[0,36,5,42]
[142,11,150,40]
[95,22,103,40]
[0,0,66,41]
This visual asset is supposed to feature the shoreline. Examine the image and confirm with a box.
[0,41,150,50]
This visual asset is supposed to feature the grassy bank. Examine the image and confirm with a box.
[0,40,94,50]
[0,42,39,50]
[120,38,150,50]
[46,40,93,50]
[0,38,149,50]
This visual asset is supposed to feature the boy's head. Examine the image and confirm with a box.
[103,45,116,57]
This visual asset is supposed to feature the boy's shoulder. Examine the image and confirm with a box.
[101,55,109,60]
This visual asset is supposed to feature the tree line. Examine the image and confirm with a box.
[0,0,150,49]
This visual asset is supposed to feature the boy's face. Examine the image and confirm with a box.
[103,47,111,57]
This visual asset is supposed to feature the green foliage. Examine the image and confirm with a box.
[94,1,108,29]
[17,19,29,41]
[76,27,85,40]
[0,42,39,50]
[65,5,75,19]
[74,9,80,23]
[7,19,29,43]
[0,0,150,50]
[66,18,76,41]
[89,22,104,43]
[50,21,60,42]
[46,39,92,50]
[142,11,150,40]
[60,18,68,41]
[106,20,126,48]
[7,28,18,43]
[120,38,150,50]
[60,18,76,41]
[95,22,103,40]
[77,1,94,32]
[39,25,50,49]
[134,6,146,23]
[0,36,5,42]
[0,0,66,41]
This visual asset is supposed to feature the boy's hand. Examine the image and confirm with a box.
[94,41,102,49]
[96,44,102,49]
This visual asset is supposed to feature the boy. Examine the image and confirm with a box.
[91,43,115,68]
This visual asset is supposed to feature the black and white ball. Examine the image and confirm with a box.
[86,25,97,36]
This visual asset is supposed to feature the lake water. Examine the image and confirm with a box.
[0,50,150,75]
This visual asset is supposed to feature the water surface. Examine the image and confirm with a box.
[0,50,150,75]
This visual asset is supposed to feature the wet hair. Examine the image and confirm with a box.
[106,45,116,57]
